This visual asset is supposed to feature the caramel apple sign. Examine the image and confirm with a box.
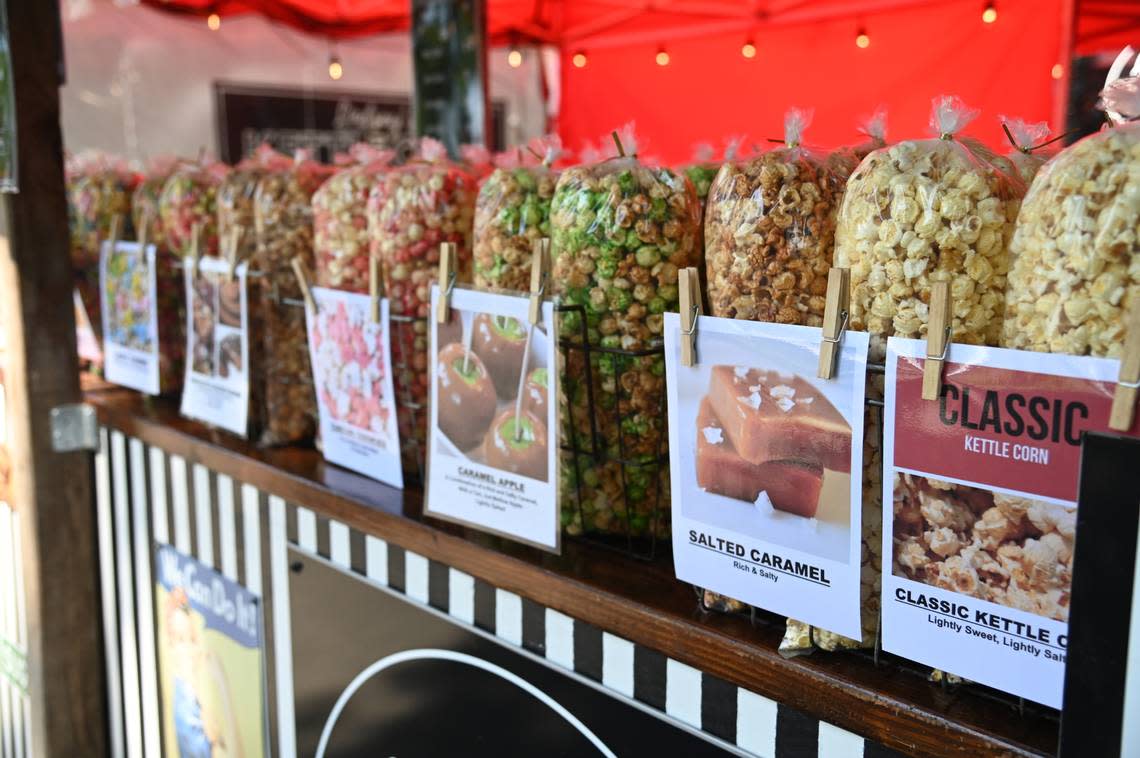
[664,312,870,639]
[425,286,560,552]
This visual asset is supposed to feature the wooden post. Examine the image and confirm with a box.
[0,1,108,755]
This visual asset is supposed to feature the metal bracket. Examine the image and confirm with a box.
[49,403,97,452]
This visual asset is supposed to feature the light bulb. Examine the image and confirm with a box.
[572,51,587,68]
[656,48,670,66]
[1051,63,1063,79]
[207,13,220,31]
[982,3,997,23]
[855,29,870,48]
[508,48,523,68]
[328,57,343,81]
[741,41,756,59]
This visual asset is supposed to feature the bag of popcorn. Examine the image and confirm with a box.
[998,116,1054,183]
[790,97,1026,656]
[551,126,701,539]
[682,142,720,207]
[473,137,560,293]
[217,144,292,266]
[853,108,890,160]
[68,151,138,269]
[253,151,336,446]
[312,144,394,293]
[705,108,846,326]
[159,157,229,258]
[1002,78,1140,358]
[369,137,478,475]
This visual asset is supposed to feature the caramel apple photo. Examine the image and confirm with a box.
[434,309,551,484]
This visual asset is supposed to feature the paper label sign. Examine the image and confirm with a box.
[664,313,870,639]
[100,240,162,394]
[425,286,559,552]
[305,287,403,489]
[180,258,250,436]
[882,338,1140,707]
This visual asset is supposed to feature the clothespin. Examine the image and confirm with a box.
[291,255,317,314]
[226,226,243,279]
[137,209,150,254]
[528,237,551,326]
[436,241,457,324]
[187,222,202,280]
[817,267,850,380]
[679,267,703,367]
[1109,300,1140,431]
[922,281,952,401]
[105,213,122,258]
[369,255,382,324]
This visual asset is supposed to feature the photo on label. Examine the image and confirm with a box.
[190,272,219,377]
[103,243,155,351]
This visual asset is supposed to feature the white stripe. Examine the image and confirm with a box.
[296,507,317,553]
[665,659,703,729]
[111,431,144,758]
[447,568,475,624]
[1,506,13,758]
[494,589,523,646]
[192,464,214,567]
[365,536,388,585]
[818,722,865,757]
[128,439,162,758]
[169,455,191,555]
[328,521,350,569]
[241,485,262,596]
[1120,509,1140,757]
[544,609,574,670]
[11,508,29,758]
[268,496,296,758]
[216,474,238,581]
[405,551,429,604]
[147,447,169,544]
[736,689,778,758]
[95,429,125,758]
[601,633,635,698]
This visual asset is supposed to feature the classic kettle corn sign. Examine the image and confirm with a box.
[882,339,1140,707]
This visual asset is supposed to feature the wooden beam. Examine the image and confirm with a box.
[0,0,108,755]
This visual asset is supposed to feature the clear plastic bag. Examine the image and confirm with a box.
[67,151,138,268]
[217,144,291,265]
[853,108,889,161]
[159,159,229,258]
[1002,81,1140,358]
[473,139,559,293]
[682,142,720,206]
[551,128,701,538]
[999,116,1053,183]
[252,153,336,446]
[705,109,846,326]
[370,138,478,474]
[312,144,393,293]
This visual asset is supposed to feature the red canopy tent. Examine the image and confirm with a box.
[142,0,1138,163]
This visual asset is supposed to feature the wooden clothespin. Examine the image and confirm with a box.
[817,267,850,380]
[1109,300,1140,431]
[226,226,243,279]
[679,267,703,367]
[922,281,953,401]
[291,255,317,314]
[369,255,382,324]
[528,237,551,326]
[436,241,457,324]
[137,209,150,254]
[187,222,202,280]
[105,213,123,258]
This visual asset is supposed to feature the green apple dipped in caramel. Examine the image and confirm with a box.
[483,409,548,481]
[436,342,496,450]
[472,313,528,399]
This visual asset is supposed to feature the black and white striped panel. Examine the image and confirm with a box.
[94,429,300,758]
[282,504,904,758]
[0,501,31,758]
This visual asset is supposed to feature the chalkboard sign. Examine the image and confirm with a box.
[215,83,504,164]
[411,0,489,158]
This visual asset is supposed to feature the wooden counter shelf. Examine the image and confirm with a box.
[86,388,1060,758]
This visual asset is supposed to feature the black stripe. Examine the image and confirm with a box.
[163,451,176,549]
[776,704,819,757]
[700,674,738,744]
[387,544,406,592]
[573,620,603,682]
[521,598,545,655]
[185,462,201,561]
[315,514,331,559]
[230,480,246,586]
[633,646,667,711]
[208,470,223,570]
[428,559,449,611]
[473,578,496,633]
[863,741,908,758]
[285,501,298,545]
[349,528,367,575]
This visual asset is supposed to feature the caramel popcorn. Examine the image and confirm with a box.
[1001,121,1140,358]
[892,473,1072,622]
[473,151,557,293]
[998,117,1053,184]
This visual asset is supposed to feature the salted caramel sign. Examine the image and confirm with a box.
[882,338,1140,707]
[664,313,869,639]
